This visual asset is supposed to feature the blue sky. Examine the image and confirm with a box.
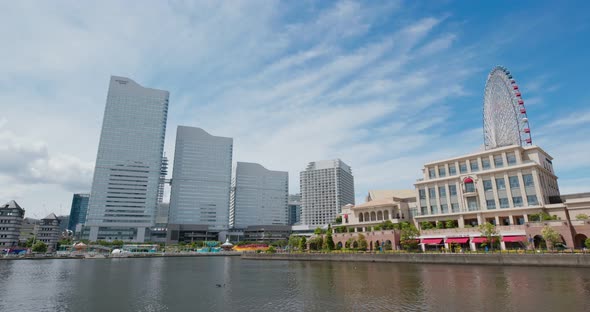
[1,0,589,218]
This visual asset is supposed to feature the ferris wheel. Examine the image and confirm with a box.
[483,66,532,150]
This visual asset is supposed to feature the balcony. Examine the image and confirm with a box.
[420,224,526,236]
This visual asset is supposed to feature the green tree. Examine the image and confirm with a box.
[112,240,125,247]
[345,238,355,249]
[324,225,335,251]
[288,235,301,250]
[314,227,325,235]
[445,220,456,229]
[400,223,420,251]
[25,237,35,248]
[478,222,499,251]
[271,240,288,248]
[357,234,368,251]
[585,238,590,249]
[541,226,562,250]
[266,246,276,253]
[576,214,589,220]
[32,241,48,253]
[334,216,342,224]
[420,222,434,230]
[383,240,392,251]
[299,236,307,251]
[308,236,323,250]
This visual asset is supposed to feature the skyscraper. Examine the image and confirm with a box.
[229,162,288,229]
[300,159,355,226]
[68,193,89,232]
[157,156,169,203]
[86,76,169,242]
[168,126,233,232]
[288,194,302,225]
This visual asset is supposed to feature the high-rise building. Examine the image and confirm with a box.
[168,126,233,232]
[300,159,355,226]
[68,193,89,232]
[157,156,169,203]
[229,162,288,229]
[0,200,25,248]
[288,194,302,225]
[86,76,169,242]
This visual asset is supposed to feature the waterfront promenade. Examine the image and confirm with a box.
[242,251,590,267]
[0,251,241,261]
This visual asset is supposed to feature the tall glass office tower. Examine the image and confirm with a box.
[169,126,233,231]
[229,162,288,229]
[68,193,89,232]
[86,76,169,242]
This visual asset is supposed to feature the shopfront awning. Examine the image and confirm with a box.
[446,237,469,244]
[471,237,488,244]
[421,238,443,245]
[502,235,527,242]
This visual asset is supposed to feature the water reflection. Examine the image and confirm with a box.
[1,258,589,311]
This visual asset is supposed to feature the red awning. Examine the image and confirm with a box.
[422,238,443,244]
[502,236,527,242]
[464,177,473,183]
[472,237,488,243]
[446,237,469,244]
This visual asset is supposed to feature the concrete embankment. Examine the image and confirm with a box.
[242,252,590,268]
[1,252,241,261]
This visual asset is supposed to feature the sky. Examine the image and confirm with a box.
[1,0,589,218]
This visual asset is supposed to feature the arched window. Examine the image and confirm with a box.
[364,212,369,222]
[384,210,389,220]
[370,212,376,221]
[359,213,364,222]
[377,211,383,221]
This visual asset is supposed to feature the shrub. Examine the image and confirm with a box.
[445,220,456,229]
[420,222,434,230]
[266,246,276,253]
[32,242,48,253]
[576,214,589,220]
[585,238,590,249]
[436,222,444,229]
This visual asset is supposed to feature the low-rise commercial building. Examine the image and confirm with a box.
[37,213,61,251]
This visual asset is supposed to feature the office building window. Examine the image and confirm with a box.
[441,204,448,214]
[420,206,428,215]
[419,189,426,199]
[451,203,460,213]
[496,178,506,190]
[449,165,456,176]
[513,196,523,207]
[499,198,509,208]
[486,200,496,209]
[509,176,520,189]
[439,186,446,198]
[429,188,436,199]
[467,197,479,211]
[507,152,517,165]
[470,160,479,172]
[523,174,534,187]
[449,185,457,196]
[494,155,504,168]
[465,181,476,193]
[459,162,468,174]
[438,167,446,177]
[482,158,491,170]
[527,195,538,205]
[483,180,493,191]
[431,205,438,214]
[429,168,436,179]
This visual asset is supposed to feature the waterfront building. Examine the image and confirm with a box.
[229,162,288,229]
[0,200,25,248]
[86,76,169,242]
[288,194,302,225]
[168,126,233,236]
[19,218,39,244]
[300,159,355,226]
[38,213,60,251]
[67,193,89,232]
[332,190,416,250]
[243,225,291,242]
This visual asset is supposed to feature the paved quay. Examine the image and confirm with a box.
[242,252,590,268]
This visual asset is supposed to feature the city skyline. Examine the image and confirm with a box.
[1,1,590,217]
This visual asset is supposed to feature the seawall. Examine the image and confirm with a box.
[242,252,590,268]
